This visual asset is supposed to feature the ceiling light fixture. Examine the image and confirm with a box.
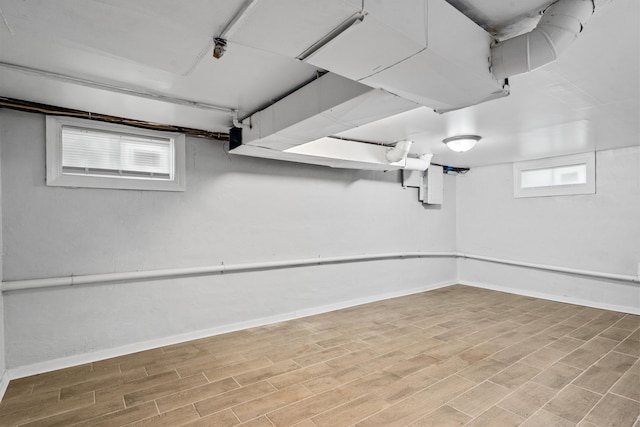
[443,135,481,153]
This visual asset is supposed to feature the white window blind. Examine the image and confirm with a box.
[46,116,185,191]
[62,126,173,180]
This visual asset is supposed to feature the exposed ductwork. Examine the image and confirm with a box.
[233,135,432,171]
[227,0,602,171]
[404,154,433,172]
[300,0,509,113]
[228,0,505,170]
[385,140,413,163]
[490,0,595,79]
[227,0,510,114]
[283,137,432,171]
[231,73,431,171]
[384,142,432,171]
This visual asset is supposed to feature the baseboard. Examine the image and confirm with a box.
[7,279,456,381]
[295,280,454,318]
[0,370,9,402]
[7,312,298,381]
[459,279,640,315]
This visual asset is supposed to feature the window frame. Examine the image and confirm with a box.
[513,152,595,198]
[46,116,186,191]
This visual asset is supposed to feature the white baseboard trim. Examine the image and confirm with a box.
[0,370,9,402]
[295,280,454,318]
[459,279,640,315]
[7,280,456,381]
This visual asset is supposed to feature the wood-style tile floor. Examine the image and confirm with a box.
[1,285,639,426]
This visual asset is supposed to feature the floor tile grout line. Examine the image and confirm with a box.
[189,401,198,421]
[333,370,461,427]
[552,333,637,425]
[611,343,640,358]
[521,383,591,426]
[571,339,638,393]
[575,392,607,426]
[494,401,533,423]
[264,386,376,425]
[571,335,640,422]
[193,399,206,418]
[338,395,390,427]
[447,401,477,420]
[161,378,263,415]
[495,394,555,424]
[598,325,634,342]
[499,338,613,426]
[227,382,311,423]
[227,406,242,425]
[569,381,610,426]
[484,377,536,404]
[263,414,276,427]
[608,390,640,404]
[430,403,475,426]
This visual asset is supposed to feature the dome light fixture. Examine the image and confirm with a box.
[443,135,481,153]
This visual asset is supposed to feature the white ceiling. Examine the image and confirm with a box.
[0,0,638,168]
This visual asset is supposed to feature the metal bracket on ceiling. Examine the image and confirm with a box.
[213,0,264,59]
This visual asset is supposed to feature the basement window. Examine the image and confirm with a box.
[514,152,595,198]
[46,116,185,191]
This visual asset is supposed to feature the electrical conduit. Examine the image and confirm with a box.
[2,252,638,292]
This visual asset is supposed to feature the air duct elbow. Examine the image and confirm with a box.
[491,0,595,79]
[386,142,432,171]
[385,140,413,163]
[404,154,433,171]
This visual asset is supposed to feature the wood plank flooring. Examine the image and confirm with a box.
[1,285,639,426]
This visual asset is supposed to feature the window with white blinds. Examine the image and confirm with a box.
[61,127,173,179]
[46,116,185,191]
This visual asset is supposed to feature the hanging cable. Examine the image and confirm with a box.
[431,162,470,175]
[0,97,229,140]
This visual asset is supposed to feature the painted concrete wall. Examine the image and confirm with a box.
[0,110,457,370]
[0,116,6,387]
[4,107,635,374]
[457,146,640,312]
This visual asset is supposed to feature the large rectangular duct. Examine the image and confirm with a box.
[231,73,421,170]
[228,0,507,169]
[240,73,418,151]
[303,0,507,112]
[231,0,507,112]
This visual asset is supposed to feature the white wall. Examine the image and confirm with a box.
[3,108,636,378]
[0,110,457,371]
[457,146,640,313]
[0,116,7,395]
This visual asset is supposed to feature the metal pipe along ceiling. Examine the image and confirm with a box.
[490,0,595,79]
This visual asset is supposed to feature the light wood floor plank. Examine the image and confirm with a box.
[1,285,637,426]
